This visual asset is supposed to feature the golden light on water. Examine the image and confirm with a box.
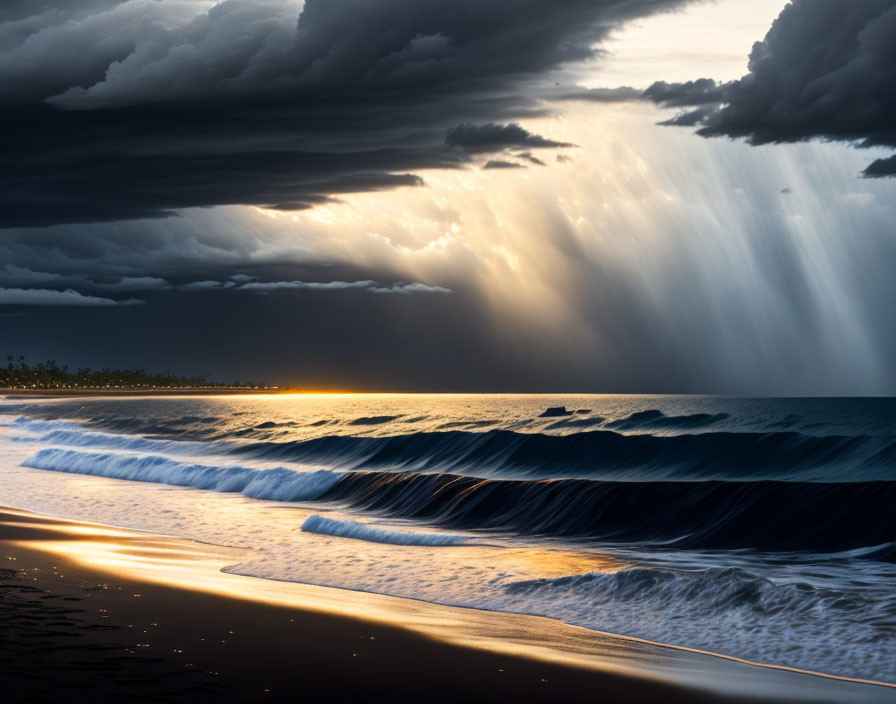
[4,509,654,677]
[277,390,362,396]
[5,506,892,697]
[494,547,626,578]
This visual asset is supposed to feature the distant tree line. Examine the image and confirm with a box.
[1,356,260,389]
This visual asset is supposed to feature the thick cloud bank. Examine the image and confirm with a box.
[0,287,140,306]
[4,0,894,395]
[643,0,896,176]
[0,269,451,305]
[0,0,686,227]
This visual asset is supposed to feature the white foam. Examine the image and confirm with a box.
[4,399,896,685]
[15,425,207,457]
[302,514,473,546]
[22,448,340,502]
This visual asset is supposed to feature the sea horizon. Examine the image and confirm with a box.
[3,0,894,700]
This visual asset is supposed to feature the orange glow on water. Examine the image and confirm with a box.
[3,507,894,698]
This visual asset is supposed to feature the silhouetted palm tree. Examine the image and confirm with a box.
[0,356,254,389]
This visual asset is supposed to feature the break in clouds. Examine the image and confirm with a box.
[661,0,896,177]
[568,0,896,176]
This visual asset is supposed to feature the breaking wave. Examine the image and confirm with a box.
[506,565,883,617]
[17,442,896,555]
[498,564,896,681]
[232,428,896,481]
[301,514,473,546]
[604,409,729,430]
[319,470,896,556]
[10,418,208,456]
[22,448,340,502]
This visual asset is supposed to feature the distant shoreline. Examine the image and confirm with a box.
[1,387,289,398]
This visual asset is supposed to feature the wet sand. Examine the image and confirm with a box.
[1,508,892,704]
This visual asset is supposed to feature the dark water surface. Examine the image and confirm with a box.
[2,394,895,683]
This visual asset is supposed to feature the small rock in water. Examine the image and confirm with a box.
[538,406,573,418]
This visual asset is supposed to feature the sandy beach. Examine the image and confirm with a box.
[2,506,892,704]
[0,507,723,703]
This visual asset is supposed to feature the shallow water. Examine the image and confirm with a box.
[1,394,894,682]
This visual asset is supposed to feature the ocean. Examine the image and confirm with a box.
[1,394,894,684]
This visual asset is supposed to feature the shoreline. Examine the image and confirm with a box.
[2,506,893,703]
[1,388,288,398]
[0,507,731,703]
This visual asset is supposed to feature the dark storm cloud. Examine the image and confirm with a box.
[0,288,141,306]
[444,123,571,152]
[640,0,896,177]
[0,218,431,291]
[212,278,451,294]
[641,78,728,107]
[557,79,731,122]
[482,160,524,170]
[0,266,452,305]
[558,85,644,102]
[656,103,722,127]
[0,0,689,228]
[863,155,896,177]
[516,152,547,166]
[0,0,125,22]
[0,265,84,287]
[368,283,452,295]
[9,279,450,303]
[95,276,171,291]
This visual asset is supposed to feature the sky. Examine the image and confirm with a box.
[1,0,895,394]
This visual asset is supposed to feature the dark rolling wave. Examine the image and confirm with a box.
[321,471,896,556]
[233,428,896,481]
[8,397,896,683]
[605,409,729,430]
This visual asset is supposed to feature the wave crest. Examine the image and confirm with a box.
[234,428,896,481]
[301,514,473,546]
[506,565,886,619]
[320,470,896,555]
[22,448,340,502]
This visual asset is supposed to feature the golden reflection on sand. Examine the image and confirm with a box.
[3,512,655,673]
[3,507,893,701]
[493,547,626,578]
